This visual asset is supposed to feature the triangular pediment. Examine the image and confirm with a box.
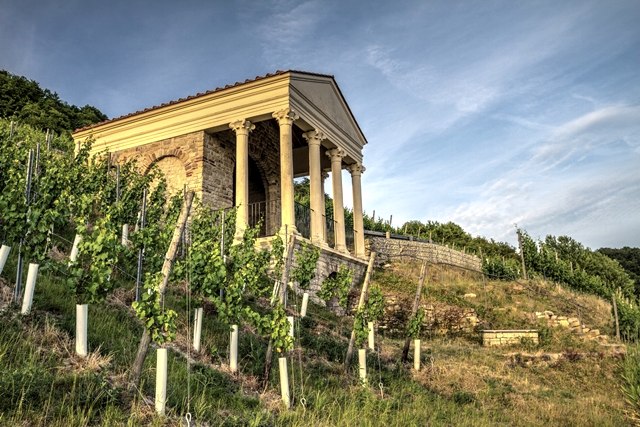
[289,73,367,154]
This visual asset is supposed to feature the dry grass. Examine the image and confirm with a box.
[0,277,13,311]
[409,336,627,426]
[23,315,114,374]
[380,260,617,340]
[367,261,630,425]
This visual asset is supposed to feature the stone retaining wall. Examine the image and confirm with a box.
[366,235,482,272]
[258,237,369,316]
[379,294,480,337]
[302,242,368,315]
[482,329,539,347]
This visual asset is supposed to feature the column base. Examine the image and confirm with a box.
[278,224,299,238]
[334,244,349,254]
[311,236,331,249]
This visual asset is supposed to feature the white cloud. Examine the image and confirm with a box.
[445,104,640,245]
[529,105,640,171]
[251,0,327,68]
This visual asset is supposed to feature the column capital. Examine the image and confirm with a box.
[272,108,299,126]
[229,119,255,135]
[348,163,365,176]
[302,129,325,146]
[326,147,345,161]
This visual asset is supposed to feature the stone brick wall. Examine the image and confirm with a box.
[366,235,482,272]
[534,310,608,343]
[481,329,539,347]
[202,132,234,208]
[114,130,205,199]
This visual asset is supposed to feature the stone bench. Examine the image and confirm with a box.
[481,329,539,347]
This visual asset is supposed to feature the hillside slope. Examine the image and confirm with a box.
[0,255,633,426]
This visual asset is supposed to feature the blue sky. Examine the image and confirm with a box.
[2,0,639,249]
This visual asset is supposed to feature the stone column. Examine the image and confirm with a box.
[327,148,346,252]
[273,108,299,236]
[349,163,366,258]
[321,170,329,243]
[229,119,255,241]
[303,130,325,245]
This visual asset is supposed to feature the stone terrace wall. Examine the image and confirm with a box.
[366,233,482,272]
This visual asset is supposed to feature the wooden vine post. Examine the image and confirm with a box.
[344,251,376,371]
[402,261,427,363]
[129,191,194,388]
[517,229,528,280]
[262,234,296,389]
[612,294,620,340]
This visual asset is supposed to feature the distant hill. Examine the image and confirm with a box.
[0,70,107,135]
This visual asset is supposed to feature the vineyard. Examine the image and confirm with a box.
[0,119,391,424]
[1,118,639,425]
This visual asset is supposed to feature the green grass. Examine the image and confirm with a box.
[0,256,633,426]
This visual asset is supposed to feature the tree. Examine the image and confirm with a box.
[599,247,640,295]
[0,70,107,135]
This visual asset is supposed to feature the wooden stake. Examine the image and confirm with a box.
[402,262,427,363]
[344,252,376,370]
[129,191,194,388]
[517,230,528,280]
[612,295,620,340]
[262,234,296,389]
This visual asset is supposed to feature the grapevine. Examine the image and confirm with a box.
[353,284,386,347]
[407,307,425,339]
[291,242,320,290]
[132,272,178,345]
[318,265,353,308]
[66,215,121,304]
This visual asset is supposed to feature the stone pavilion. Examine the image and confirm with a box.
[72,70,370,283]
